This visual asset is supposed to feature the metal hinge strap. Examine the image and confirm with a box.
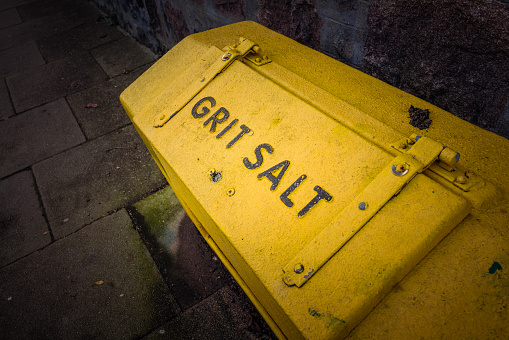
[153,38,262,128]
[282,137,445,287]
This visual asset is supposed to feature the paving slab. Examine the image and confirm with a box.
[0,8,22,29]
[0,0,35,12]
[0,209,179,339]
[0,98,85,178]
[33,124,167,239]
[67,63,152,140]
[144,285,274,340]
[0,170,50,268]
[0,79,13,120]
[38,19,124,63]
[17,0,96,22]
[0,40,45,78]
[6,51,108,113]
[130,186,231,310]
[91,36,156,77]
[0,2,98,51]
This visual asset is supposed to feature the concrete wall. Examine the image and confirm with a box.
[92,0,509,137]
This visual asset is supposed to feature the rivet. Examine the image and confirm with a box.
[358,202,367,210]
[294,263,304,274]
[255,57,262,63]
[200,76,205,82]
[222,52,231,61]
[455,175,467,184]
[227,188,235,196]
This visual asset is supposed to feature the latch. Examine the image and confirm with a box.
[393,134,486,193]
[154,37,271,128]
[282,136,456,287]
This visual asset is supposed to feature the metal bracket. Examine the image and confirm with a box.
[282,136,446,287]
[153,37,268,128]
[391,134,482,192]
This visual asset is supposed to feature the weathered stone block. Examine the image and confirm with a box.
[130,186,230,309]
[0,8,22,29]
[0,210,179,339]
[33,125,166,239]
[67,63,151,140]
[0,170,50,268]
[90,36,155,77]
[365,0,509,130]
[38,20,124,63]
[321,18,367,67]
[258,0,322,50]
[7,52,108,113]
[0,98,85,178]
[0,41,46,79]
[0,80,14,121]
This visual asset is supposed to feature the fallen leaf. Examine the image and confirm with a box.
[95,280,104,285]
[84,103,99,108]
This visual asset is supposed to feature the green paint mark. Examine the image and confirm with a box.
[328,316,346,326]
[489,262,503,274]
[309,308,346,329]
[308,308,323,318]
[270,118,282,129]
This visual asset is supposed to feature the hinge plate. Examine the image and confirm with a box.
[153,37,268,128]
[282,136,445,287]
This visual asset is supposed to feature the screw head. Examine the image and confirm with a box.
[358,202,367,210]
[392,163,409,176]
[294,263,304,274]
[455,175,468,184]
[227,188,235,196]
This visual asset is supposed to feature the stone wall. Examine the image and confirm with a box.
[92,0,509,137]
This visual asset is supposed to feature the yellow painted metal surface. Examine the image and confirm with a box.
[121,21,509,340]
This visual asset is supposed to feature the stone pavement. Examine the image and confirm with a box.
[0,0,273,339]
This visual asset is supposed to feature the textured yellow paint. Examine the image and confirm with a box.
[121,21,509,340]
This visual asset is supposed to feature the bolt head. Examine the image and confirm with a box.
[456,175,468,184]
[392,163,409,176]
[294,263,304,274]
